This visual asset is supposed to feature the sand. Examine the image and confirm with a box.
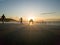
[0,23,60,45]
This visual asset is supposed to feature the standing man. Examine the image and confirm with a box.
[20,17,23,23]
[1,14,5,23]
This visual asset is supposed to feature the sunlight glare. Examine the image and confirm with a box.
[28,16,35,21]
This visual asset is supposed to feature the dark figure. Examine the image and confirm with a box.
[20,17,23,23]
[1,14,5,23]
[29,19,34,24]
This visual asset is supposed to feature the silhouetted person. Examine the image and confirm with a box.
[20,17,23,23]
[29,19,34,24]
[1,14,5,23]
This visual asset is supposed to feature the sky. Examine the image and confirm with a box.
[0,0,60,20]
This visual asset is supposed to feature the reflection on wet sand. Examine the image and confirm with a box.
[0,23,60,45]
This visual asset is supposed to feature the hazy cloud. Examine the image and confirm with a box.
[41,12,56,15]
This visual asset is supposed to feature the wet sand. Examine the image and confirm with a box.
[0,23,60,45]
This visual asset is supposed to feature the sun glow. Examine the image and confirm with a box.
[28,17,34,21]
[27,16,35,21]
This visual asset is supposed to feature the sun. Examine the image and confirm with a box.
[28,16,35,21]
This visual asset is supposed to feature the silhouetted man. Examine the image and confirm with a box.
[1,14,5,23]
[20,17,23,23]
[29,19,34,24]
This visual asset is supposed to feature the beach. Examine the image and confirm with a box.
[0,22,60,45]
